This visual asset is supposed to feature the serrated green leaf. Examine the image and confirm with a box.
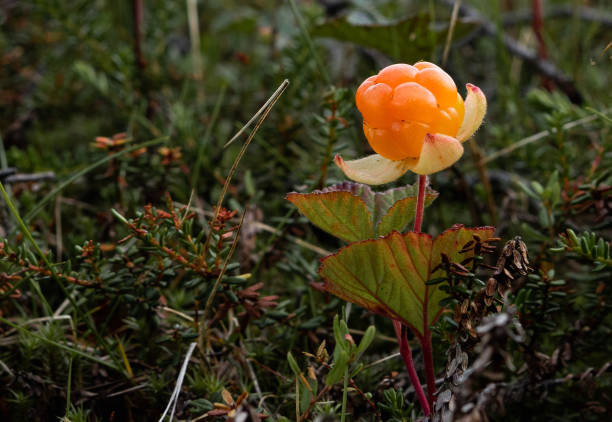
[319,225,496,337]
[312,14,479,61]
[287,185,373,242]
[287,182,437,242]
[375,185,437,236]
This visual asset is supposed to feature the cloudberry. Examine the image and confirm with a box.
[356,62,464,161]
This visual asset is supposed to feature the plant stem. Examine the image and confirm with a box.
[412,174,436,409]
[65,354,73,416]
[413,175,427,233]
[421,330,436,409]
[340,364,349,422]
[393,320,430,416]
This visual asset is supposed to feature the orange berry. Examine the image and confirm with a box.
[391,121,429,158]
[358,82,393,128]
[414,61,440,70]
[363,121,429,160]
[415,67,457,108]
[376,64,417,88]
[355,76,376,112]
[430,108,461,136]
[454,92,465,123]
[355,62,469,161]
[389,82,437,123]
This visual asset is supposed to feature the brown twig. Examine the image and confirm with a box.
[298,385,332,421]
[467,139,498,225]
[0,246,95,287]
[132,0,145,72]
[132,0,152,118]
[3,171,56,184]
[349,378,379,417]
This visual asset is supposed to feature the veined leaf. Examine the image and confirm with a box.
[319,225,496,337]
[286,182,437,242]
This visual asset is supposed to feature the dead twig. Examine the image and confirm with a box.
[2,171,55,184]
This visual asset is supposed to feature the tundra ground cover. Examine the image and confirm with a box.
[0,1,610,420]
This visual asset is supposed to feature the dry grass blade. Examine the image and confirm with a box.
[442,0,462,66]
[203,79,289,254]
[199,204,248,349]
[158,342,198,422]
[224,79,290,148]
[187,0,203,85]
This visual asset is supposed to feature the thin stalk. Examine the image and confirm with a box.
[413,175,428,233]
[65,354,74,416]
[202,79,289,255]
[467,139,497,225]
[340,365,349,422]
[421,330,436,409]
[441,0,462,66]
[340,304,351,422]
[295,377,300,422]
[412,174,436,410]
[393,320,430,416]
[186,0,204,102]
[198,205,248,353]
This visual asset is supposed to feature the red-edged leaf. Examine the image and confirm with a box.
[318,225,495,337]
[287,183,374,242]
[286,182,437,242]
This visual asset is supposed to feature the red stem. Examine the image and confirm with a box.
[421,330,436,408]
[531,0,548,60]
[414,174,436,408]
[531,0,555,91]
[393,320,431,416]
[413,175,427,233]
